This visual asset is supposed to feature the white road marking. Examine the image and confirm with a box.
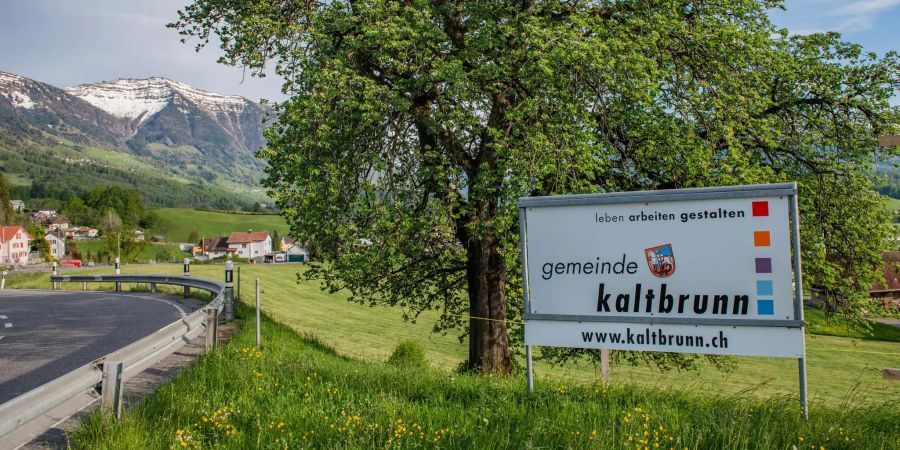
[0,336,4,341]
[4,323,11,328]
[0,315,7,319]
[113,293,188,318]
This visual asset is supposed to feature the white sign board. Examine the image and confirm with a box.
[519,184,805,358]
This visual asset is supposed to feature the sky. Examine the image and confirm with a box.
[0,0,897,103]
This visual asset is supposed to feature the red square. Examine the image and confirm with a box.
[752,201,769,217]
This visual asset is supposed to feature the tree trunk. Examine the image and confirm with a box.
[465,231,511,373]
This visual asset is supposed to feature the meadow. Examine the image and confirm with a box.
[9,264,899,407]
[59,303,898,449]
[149,209,288,243]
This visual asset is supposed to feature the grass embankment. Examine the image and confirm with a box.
[65,303,899,449]
[150,208,288,243]
[9,265,900,407]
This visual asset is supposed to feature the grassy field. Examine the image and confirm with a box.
[884,196,900,212]
[60,302,898,449]
[150,209,288,243]
[9,264,900,408]
[71,240,188,264]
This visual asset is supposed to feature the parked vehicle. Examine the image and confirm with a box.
[61,260,82,268]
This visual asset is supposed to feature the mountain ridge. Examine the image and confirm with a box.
[0,70,270,209]
[0,70,269,204]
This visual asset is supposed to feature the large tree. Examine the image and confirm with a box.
[0,173,13,225]
[172,0,898,373]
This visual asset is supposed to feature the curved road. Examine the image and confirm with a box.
[0,290,202,404]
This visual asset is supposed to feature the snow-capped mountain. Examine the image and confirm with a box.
[0,71,131,146]
[0,71,268,186]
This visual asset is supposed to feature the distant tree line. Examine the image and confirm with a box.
[62,186,158,230]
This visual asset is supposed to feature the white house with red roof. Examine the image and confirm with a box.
[0,225,32,265]
[227,230,272,260]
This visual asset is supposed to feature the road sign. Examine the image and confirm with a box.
[518,183,808,416]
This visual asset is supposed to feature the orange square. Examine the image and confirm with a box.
[753,230,771,247]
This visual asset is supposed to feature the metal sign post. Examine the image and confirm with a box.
[790,193,809,419]
[518,207,535,392]
[518,183,807,416]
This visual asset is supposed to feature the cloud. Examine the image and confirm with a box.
[62,10,170,27]
[828,0,900,31]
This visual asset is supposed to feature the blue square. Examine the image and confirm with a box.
[756,280,773,296]
[757,299,774,315]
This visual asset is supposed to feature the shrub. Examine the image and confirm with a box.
[387,340,427,369]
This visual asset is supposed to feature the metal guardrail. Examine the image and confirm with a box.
[0,274,230,441]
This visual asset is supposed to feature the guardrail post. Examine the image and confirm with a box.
[83,281,87,291]
[183,258,191,298]
[205,307,219,350]
[114,257,121,292]
[224,261,234,320]
[1,270,6,290]
[100,361,124,420]
[52,262,58,290]
[150,282,157,293]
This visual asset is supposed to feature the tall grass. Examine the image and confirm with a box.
[67,305,899,449]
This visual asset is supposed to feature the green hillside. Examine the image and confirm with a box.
[150,208,289,242]
[0,132,268,209]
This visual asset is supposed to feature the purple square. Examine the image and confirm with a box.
[755,258,772,273]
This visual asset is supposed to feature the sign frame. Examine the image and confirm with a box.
[517,183,808,418]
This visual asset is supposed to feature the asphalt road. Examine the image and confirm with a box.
[0,290,202,404]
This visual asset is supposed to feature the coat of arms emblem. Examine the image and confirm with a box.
[644,244,675,278]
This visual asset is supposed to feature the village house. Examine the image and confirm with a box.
[0,225,32,265]
[196,237,233,259]
[29,209,58,223]
[73,227,99,240]
[227,231,272,260]
[46,215,71,232]
[9,200,24,213]
[44,231,66,260]
[869,251,900,309]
